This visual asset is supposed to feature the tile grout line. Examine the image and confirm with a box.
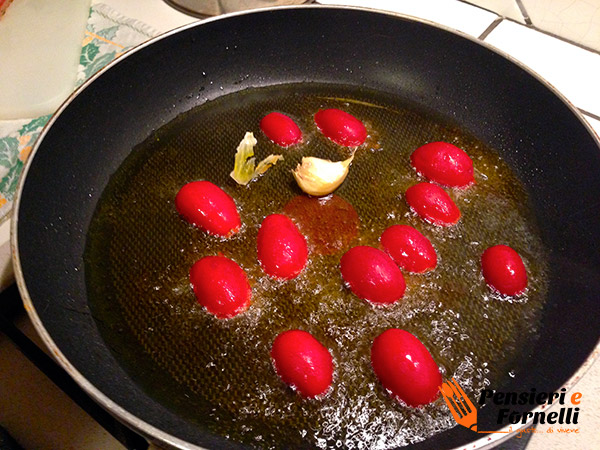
[457,1,600,56]
[477,17,503,41]
[479,15,600,57]
[580,109,600,122]
[494,15,600,56]
[526,25,600,56]
[514,0,532,25]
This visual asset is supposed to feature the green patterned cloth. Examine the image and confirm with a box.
[0,2,158,220]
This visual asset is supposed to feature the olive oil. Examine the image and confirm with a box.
[86,83,548,449]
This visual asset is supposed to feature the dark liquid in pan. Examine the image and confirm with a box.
[86,84,548,448]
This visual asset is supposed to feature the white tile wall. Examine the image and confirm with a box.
[521,0,600,52]
[462,0,526,23]
[317,0,499,37]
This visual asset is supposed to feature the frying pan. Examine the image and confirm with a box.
[12,5,600,449]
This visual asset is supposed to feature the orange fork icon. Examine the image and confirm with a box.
[439,378,510,434]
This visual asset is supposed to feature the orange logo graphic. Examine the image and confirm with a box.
[439,378,510,434]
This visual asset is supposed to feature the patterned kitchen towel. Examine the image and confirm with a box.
[0,2,159,221]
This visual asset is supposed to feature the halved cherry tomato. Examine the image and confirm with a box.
[381,225,437,273]
[411,141,474,187]
[405,182,460,226]
[257,214,308,280]
[371,329,441,407]
[175,180,241,237]
[481,245,527,296]
[271,329,334,398]
[260,112,302,147]
[340,246,406,305]
[314,108,367,147]
[190,255,251,319]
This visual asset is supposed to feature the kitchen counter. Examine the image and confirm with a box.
[0,1,598,449]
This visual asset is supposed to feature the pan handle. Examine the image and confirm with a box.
[0,284,149,450]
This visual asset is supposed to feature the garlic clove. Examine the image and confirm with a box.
[292,155,354,196]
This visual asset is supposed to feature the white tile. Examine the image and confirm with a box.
[484,20,600,117]
[316,0,499,37]
[462,0,526,24]
[521,0,600,52]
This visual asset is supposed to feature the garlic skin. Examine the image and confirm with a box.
[292,155,353,196]
[230,131,283,185]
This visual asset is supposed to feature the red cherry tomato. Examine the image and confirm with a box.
[340,246,406,305]
[481,245,528,296]
[405,182,461,226]
[314,108,367,147]
[371,329,441,407]
[175,181,241,237]
[381,225,437,273]
[257,214,308,280]
[271,329,334,398]
[260,112,302,147]
[410,141,474,187]
[189,255,251,319]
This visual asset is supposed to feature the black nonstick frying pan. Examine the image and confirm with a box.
[12,6,600,449]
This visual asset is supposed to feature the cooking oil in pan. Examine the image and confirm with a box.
[86,83,548,448]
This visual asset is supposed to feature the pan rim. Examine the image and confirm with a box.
[11,4,600,449]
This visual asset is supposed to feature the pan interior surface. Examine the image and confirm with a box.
[85,83,548,448]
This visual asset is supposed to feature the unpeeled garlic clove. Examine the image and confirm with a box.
[292,155,354,196]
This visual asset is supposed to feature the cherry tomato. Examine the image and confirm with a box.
[481,245,528,295]
[190,255,251,319]
[371,329,441,407]
[175,180,241,237]
[271,329,334,398]
[405,182,460,226]
[340,246,406,305]
[314,108,367,147]
[381,225,437,273]
[260,112,302,147]
[411,141,474,187]
[257,214,308,280]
